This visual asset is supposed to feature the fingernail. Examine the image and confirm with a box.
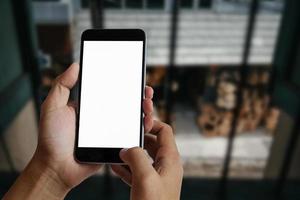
[120,148,128,156]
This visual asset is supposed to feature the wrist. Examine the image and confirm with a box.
[3,153,71,200]
[25,154,71,199]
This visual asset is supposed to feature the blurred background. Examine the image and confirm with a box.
[0,0,300,199]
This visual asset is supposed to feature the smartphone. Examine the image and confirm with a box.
[75,29,146,164]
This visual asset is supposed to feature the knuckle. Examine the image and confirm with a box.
[176,164,184,178]
[53,77,64,89]
[177,161,184,176]
[41,101,46,109]
[125,147,144,158]
[40,101,48,112]
[179,165,184,175]
[141,172,156,185]
[168,155,183,176]
[166,149,182,163]
[176,156,184,171]
[54,76,61,84]
[51,81,59,91]
[129,147,143,154]
[170,152,181,163]
[163,124,173,132]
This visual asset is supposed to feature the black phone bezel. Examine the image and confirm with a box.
[75,29,146,164]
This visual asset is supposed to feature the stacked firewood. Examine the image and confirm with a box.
[236,90,269,133]
[146,67,167,121]
[236,71,272,134]
[197,103,233,137]
[197,70,280,136]
[216,72,238,110]
[197,71,236,136]
[265,107,280,133]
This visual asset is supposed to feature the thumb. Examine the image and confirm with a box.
[42,63,79,112]
[120,147,154,177]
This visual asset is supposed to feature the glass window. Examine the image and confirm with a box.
[147,0,164,9]
[81,0,89,8]
[199,0,212,8]
[104,0,122,8]
[180,0,193,8]
[75,0,284,181]
[126,0,143,9]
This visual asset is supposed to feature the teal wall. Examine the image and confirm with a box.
[272,0,300,118]
[0,0,34,133]
[0,0,24,91]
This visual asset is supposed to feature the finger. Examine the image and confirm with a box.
[144,114,153,133]
[143,98,153,115]
[149,121,181,171]
[56,63,79,89]
[67,100,78,110]
[42,63,79,112]
[119,147,154,177]
[145,86,154,99]
[144,134,158,159]
[111,165,132,186]
[150,120,177,151]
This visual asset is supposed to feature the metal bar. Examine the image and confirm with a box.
[275,110,300,199]
[274,2,300,196]
[0,136,15,172]
[11,0,41,118]
[90,0,104,28]
[217,0,259,199]
[165,0,180,124]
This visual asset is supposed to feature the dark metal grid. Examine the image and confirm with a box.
[11,0,41,118]
[217,0,259,199]
[0,0,42,172]
[90,0,104,29]
[87,1,295,199]
[274,13,300,196]
[275,111,300,199]
[165,0,180,124]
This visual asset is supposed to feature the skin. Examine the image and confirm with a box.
[3,63,183,200]
[111,121,183,200]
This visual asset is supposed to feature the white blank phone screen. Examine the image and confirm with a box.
[78,41,144,148]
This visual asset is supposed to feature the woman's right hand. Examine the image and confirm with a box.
[111,120,183,200]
